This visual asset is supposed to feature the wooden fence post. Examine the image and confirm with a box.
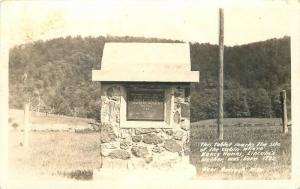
[280,90,288,133]
[24,103,30,147]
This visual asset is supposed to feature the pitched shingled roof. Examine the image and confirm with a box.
[92,42,199,82]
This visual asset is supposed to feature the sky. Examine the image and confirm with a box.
[1,0,297,47]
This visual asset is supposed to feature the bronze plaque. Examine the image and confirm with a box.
[127,90,164,121]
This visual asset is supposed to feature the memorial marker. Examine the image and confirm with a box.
[92,42,200,178]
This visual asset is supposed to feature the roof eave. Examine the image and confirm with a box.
[92,70,200,83]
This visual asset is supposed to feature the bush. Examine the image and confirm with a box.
[12,122,19,129]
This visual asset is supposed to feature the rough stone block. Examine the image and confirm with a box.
[173,130,183,140]
[101,148,114,157]
[102,142,120,149]
[108,149,131,160]
[100,124,117,143]
[173,111,180,124]
[101,99,120,125]
[145,154,153,164]
[152,145,165,153]
[164,129,173,135]
[180,120,190,131]
[164,139,182,153]
[174,96,185,104]
[142,134,163,144]
[131,146,149,158]
[120,140,132,150]
[135,128,156,135]
[132,135,142,142]
[120,129,131,139]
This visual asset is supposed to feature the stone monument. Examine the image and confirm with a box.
[92,42,200,179]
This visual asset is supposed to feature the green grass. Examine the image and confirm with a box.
[190,124,291,179]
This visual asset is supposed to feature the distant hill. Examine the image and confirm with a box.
[190,37,291,121]
[9,36,291,121]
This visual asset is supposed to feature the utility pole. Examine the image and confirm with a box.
[218,8,224,140]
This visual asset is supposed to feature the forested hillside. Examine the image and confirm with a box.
[190,37,291,121]
[9,36,291,122]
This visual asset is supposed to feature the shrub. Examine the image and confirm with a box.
[12,122,19,129]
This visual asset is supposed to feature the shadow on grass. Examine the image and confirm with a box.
[57,169,93,180]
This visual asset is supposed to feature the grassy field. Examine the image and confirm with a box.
[8,109,101,180]
[9,130,102,180]
[190,121,291,179]
[8,110,291,180]
[191,118,283,127]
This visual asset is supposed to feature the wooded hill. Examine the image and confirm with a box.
[9,36,291,122]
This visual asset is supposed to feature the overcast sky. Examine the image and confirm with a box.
[2,0,296,47]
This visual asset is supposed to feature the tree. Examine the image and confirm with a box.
[250,88,273,117]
